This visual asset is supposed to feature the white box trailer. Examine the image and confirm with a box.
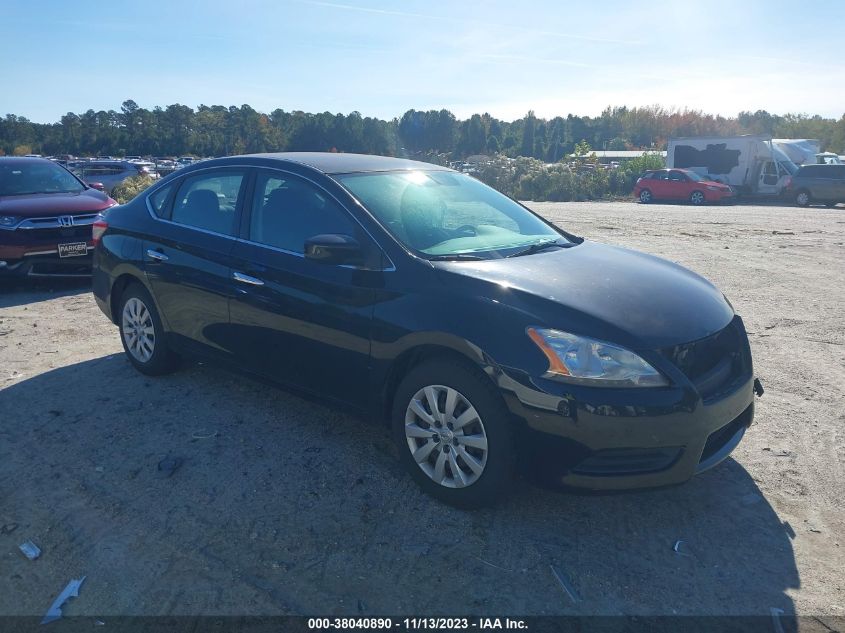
[667,135,798,196]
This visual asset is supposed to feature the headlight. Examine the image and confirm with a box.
[0,215,21,229]
[527,327,668,387]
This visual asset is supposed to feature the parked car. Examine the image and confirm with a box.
[92,153,759,507]
[785,164,845,207]
[634,168,734,205]
[176,156,199,168]
[0,157,116,277]
[68,160,156,194]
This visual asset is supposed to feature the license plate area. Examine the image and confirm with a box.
[58,242,88,258]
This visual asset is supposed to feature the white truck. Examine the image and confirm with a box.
[667,135,798,196]
[772,139,821,166]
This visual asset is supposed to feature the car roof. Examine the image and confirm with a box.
[239,152,453,175]
[78,160,133,167]
[799,163,838,169]
[0,156,58,167]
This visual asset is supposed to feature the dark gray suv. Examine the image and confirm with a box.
[787,164,845,207]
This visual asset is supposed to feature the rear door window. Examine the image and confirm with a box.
[171,170,245,236]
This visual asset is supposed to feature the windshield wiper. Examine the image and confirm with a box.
[428,253,486,261]
[506,240,568,258]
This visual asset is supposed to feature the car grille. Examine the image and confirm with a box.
[571,446,683,476]
[659,316,752,400]
[17,213,99,242]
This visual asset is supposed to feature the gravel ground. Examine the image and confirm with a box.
[0,201,843,619]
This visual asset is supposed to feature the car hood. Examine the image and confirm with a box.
[0,189,114,217]
[433,241,734,350]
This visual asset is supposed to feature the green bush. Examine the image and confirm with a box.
[476,153,665,201]
[110,175,156,204]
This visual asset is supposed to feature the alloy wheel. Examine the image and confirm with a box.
[122,297,156,363]
[796,191,810,207]
[639,190,652,203]
[690,191,705,205]
[404,385,489,488]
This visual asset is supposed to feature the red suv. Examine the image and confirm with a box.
[0,157,116,277]
[634,168,734,205]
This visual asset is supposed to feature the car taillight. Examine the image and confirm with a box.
[784,176,793,189]
[92,218,108,245]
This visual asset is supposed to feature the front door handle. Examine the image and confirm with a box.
[233,271,265,286]
[146,249,169,262]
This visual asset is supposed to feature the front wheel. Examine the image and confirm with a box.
[118,283,179,375]
[639,189,652,203]
[392,360,514,508]
[689,190,705,205]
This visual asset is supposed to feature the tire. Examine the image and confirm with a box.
[795,190,811,207]
[689,190,705,205]
[118,282,179,376]
[639,189,652,204]
[391,359,514,508]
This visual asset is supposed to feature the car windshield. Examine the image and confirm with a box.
[684,171,705,182]
[336,170,565,258]
[0,161,85,196]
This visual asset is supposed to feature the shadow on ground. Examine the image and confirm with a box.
[0,278,91,309]
[0,354,799,618]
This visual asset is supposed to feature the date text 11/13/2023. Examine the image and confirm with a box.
[307,617,528,630]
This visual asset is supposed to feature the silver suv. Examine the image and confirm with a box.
[787,164,845,207]
[68,160,156,194]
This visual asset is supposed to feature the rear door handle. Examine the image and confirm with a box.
[233,271,265,286]
[146,249,169,262]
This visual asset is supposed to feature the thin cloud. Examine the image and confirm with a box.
[475,53,592,68]
[739,54,844,70]
[295,0,640,45]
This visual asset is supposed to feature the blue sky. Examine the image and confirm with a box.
[3,0,844,123]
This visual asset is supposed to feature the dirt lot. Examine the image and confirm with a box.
[1,201,843,619]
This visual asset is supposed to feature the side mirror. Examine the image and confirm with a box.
[304,234,363,265]
[87,182,105,191]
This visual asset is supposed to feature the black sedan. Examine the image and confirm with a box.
[92,153,759,507]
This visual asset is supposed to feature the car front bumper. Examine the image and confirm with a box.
[1,217,98,277]
[498,317,757,490]
[0,245,94,277]
[707,189,735,202]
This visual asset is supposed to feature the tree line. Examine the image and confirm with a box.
[2,100,844,160]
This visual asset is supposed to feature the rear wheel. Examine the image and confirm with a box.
[689,190,705,205]
[392,360,514,508]
[795,190,811,207]
[639,189,652,203]
[118,283,179,375]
